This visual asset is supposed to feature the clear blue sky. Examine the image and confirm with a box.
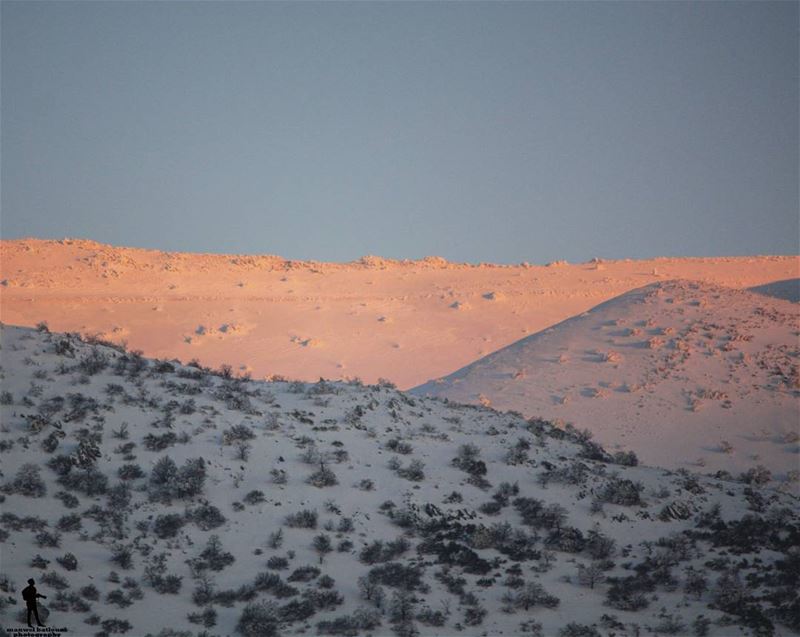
[2,1,797,263]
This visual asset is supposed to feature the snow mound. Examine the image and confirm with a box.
[413,280,800,478]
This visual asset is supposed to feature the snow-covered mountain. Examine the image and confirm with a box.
[413,280,800,479]
[1,238,796,389]
[0,324,797,636]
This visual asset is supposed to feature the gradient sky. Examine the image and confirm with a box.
[2,1,797,263]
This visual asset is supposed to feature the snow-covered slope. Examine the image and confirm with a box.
[413,280,800,479]
[0,324,798,636]
[1,238,797,389]
[749,278,800,303]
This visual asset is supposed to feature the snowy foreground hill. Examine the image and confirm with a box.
[0,324,798,637]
